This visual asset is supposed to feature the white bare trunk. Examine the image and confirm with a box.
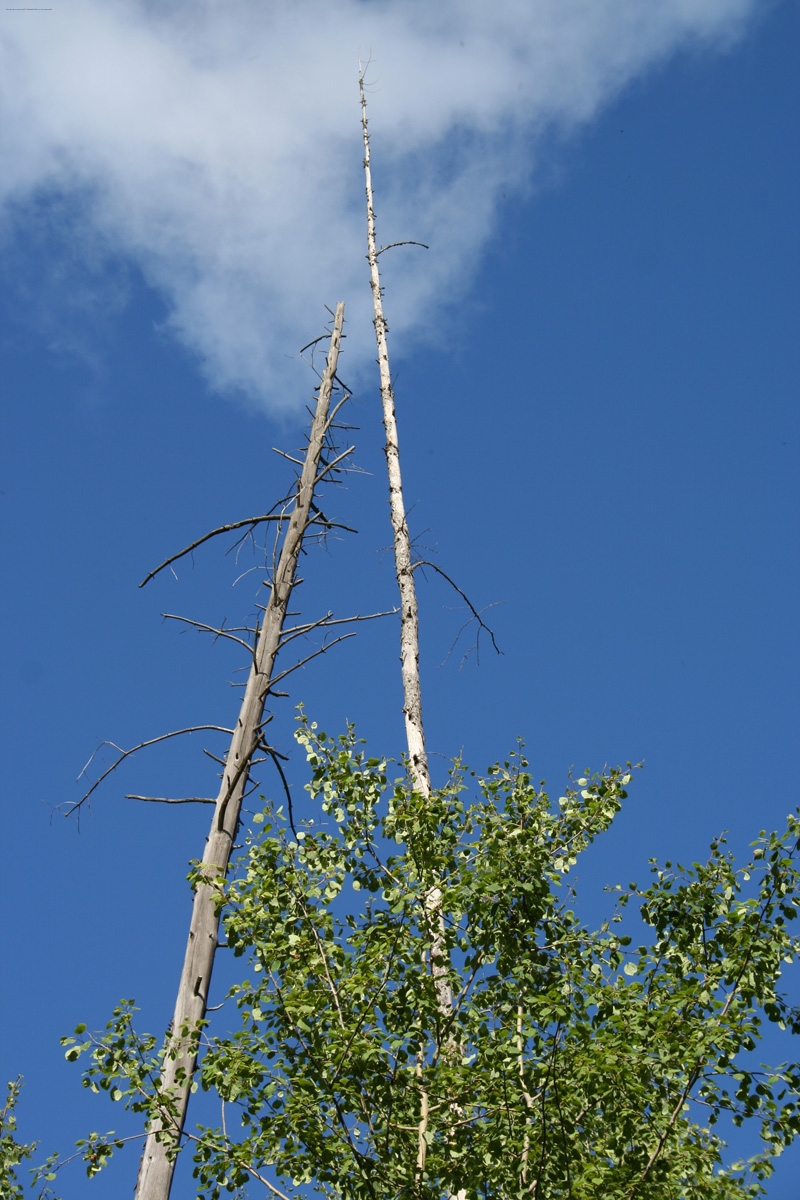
[360,74,465,1199]
[360,75,430,802]
[135,304,346,1200]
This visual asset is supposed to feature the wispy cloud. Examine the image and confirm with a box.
[0,0,756,411]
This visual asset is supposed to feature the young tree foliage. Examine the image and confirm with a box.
[1,1081,42,1200]
[59,718,800,1198]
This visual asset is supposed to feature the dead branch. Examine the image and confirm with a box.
[279,607,399,649]
[298,333,330,355]
[269,632,356,688]
[66,726,234,818]
[375,240,429,256]
[140,515,287,588]
[308,515,359,535]
[125,796,216,806]
[412,560,503,662]
[309,501,358,535]
[161,614,255,655]
[327,392,353,427]
[261,744,298,837]
[314,444,356,484]
[443,601,505,670]
[271,447,305,467]
[202,748,227,768]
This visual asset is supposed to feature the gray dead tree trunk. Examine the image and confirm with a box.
[135,304,346,1200]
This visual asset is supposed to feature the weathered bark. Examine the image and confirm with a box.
[360,75,467,1200]
[135,303,346,1200]
[360,74,430,802]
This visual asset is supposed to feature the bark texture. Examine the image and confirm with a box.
[360,75,430,801]
[135,303,346,1200]
[360,75,466,1200]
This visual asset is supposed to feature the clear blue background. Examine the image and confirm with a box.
[1,4,798,1195]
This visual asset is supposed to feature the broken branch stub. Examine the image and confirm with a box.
[134,302,346,1200]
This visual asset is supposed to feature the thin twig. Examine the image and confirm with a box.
[308,514,359,535]
[202,748,227,767]
[413,559,503,659]
[300,902,346,1030]
[140,516,285,588]
[177,1130,294,1200]
[125,795,216,805]
[268,633,356,687]
[314,444,356,484]
[262,745,298,838]
[298,333,331,355]
[161,614,255,654]
[272,448,305,467]
[66,726,233,816]
[279,607,398,650]
[375,241,429,256]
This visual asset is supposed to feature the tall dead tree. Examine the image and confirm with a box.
[360,71,467,1199]
[132,306,348,1200]
[360,77,430,802]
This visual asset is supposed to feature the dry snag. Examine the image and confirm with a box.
[134,305,347,1200]
[360,69,430,801]
[360,67,467,1199]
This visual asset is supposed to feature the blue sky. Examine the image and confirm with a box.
[1,1,798,1195]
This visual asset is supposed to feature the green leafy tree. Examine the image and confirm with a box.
[62,716,800,1198]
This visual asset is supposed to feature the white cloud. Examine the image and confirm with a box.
[0,0,756,411]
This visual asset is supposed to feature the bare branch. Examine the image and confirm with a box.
[279,607,399,649]
[241,1164,294,1200]
[298,332,330,355]
[161,613,255,654]
[271,447,305,467]
[67,727,233,817]
[308,512,358,535]
[375,240,429,256]
[125,795,216,805]
[314,444,356,485]
[261,744,298,837]
[326,392,354,428]
[413,559,503,661]
[140,516,285,588]
[309,499,355,531]
[202,748,227,767]
[269,632,356,688]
